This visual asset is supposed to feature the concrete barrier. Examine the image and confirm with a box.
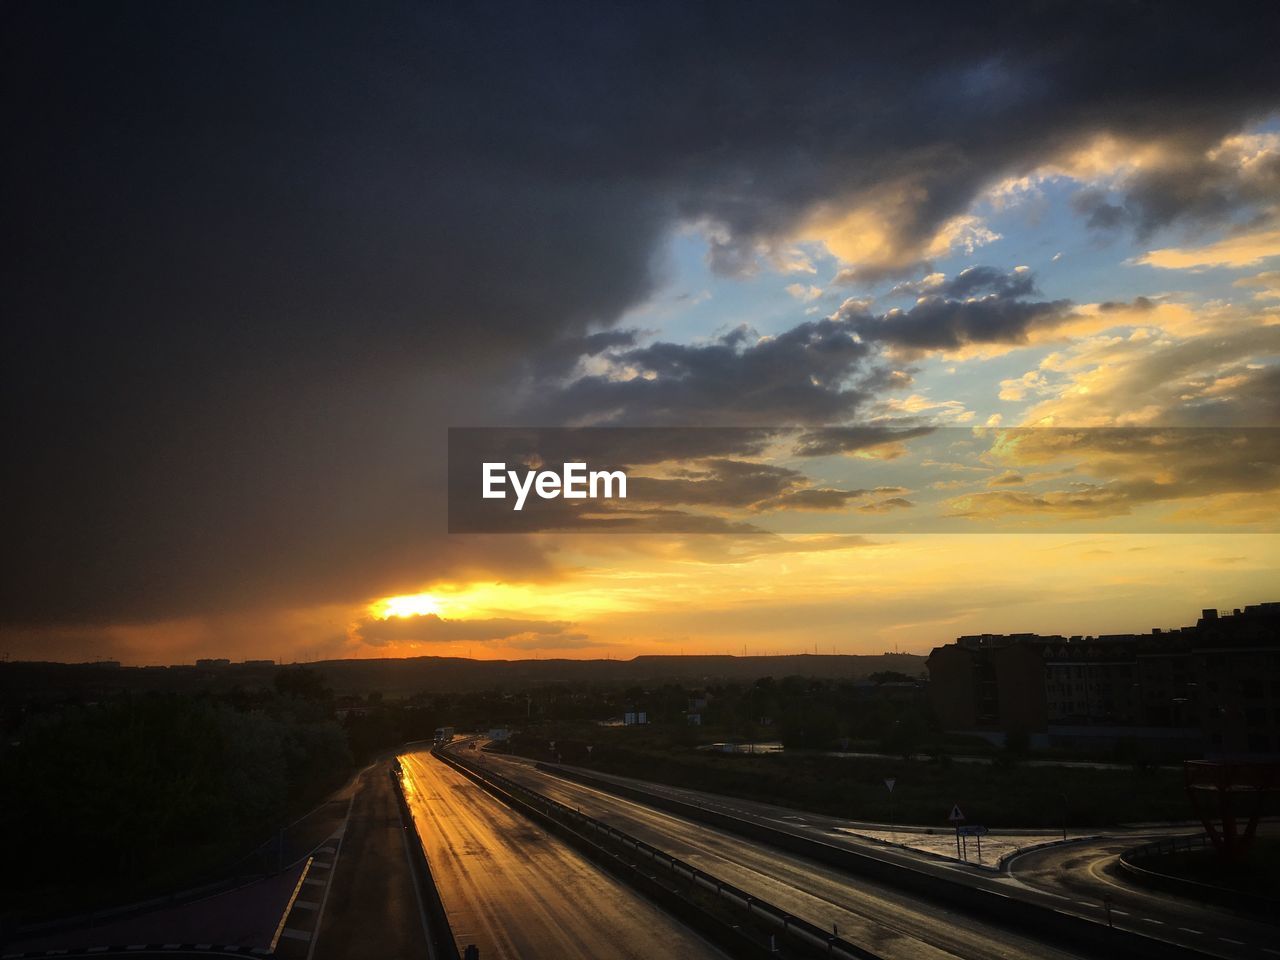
[389,767,461,960]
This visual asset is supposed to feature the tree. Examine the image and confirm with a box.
[273,666,332,703]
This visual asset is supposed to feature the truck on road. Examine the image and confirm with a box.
[433,725,455,744]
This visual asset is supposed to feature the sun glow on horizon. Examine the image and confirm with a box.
[370,592,444,620]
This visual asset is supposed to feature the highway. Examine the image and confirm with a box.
[470,750,1094,960]
[496,756,1277,959]
[1008,835,1279,960]
[398,749,729,960]
[311,759,430,960]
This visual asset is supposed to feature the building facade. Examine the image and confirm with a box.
[926,604,1278,759]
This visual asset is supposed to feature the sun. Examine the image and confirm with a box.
[369,592,443,620]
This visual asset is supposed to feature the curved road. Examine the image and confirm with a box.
[1007,835,1279,960]
[473,750,1093,960]
[398,749,728,960]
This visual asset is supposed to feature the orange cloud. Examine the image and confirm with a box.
[1138,229,1280,270]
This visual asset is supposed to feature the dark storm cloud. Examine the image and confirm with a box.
[535,321,873,425]
[1074,145,1280,238]
[1070,188,1131,230]
[888,266,1039,301]
[854,295,1074,354]
[936,267,1039,300]
[1099,296,1156,313]
[4,0,1278,627]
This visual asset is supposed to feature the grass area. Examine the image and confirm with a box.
[510,726,1192,828]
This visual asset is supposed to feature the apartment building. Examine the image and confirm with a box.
[926,604,1278,758]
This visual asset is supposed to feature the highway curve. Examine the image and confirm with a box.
[473,751,1098,960]
[1007,834,1278,960]
[398,749,728,960]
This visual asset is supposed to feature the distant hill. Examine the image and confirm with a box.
[0,652,926,700]
[308,653,927,696]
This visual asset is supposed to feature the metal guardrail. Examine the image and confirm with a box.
[1116,832,1279,917]
[1123,834,1211,862]
[435,745,880,960]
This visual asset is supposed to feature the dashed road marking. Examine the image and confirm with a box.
[271,854,317,957]
[1219,937,1244,946]
[1177,927,1203,935]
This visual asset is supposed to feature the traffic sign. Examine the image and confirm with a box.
[947,804,965,822]
[884,778,896,793]
[958,824,988,836]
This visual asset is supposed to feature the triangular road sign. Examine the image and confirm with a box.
[948,803,965,821]
[884,778,896,793]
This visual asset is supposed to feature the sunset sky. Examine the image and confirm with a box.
[3,2,1277,665]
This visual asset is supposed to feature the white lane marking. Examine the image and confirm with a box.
[1177,927,1203,934]
[270,856,314,953]
[1219,937,1244,945]
[305,772,357,960]
[282,928,314,942]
